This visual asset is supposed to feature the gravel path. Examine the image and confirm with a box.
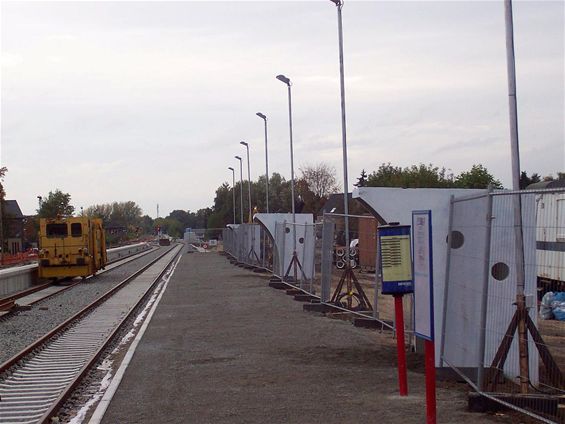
[0,245,175,364]
[101,252,520,424]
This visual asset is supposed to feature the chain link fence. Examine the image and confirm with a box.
[271,221,318,290]
[441,188,565,423]
[305,213,397,332]
[219,187,565,422]
[221,224,271,270]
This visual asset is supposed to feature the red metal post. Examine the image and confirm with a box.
[394,294,408,396]
[425,339,437,424]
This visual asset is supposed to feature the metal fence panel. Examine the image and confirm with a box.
[442,194,490,375]
[485,193,539,386]
[273,221,287,280]
[443,188,565,423]
[321,220,335,302]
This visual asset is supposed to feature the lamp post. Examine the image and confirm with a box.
[276,74,296,252]
[330,0,351,261]
[228,167,236,225]
[256,112,269,213]
[240,141,252,223]
[234,156,244,224]
[504,0,528,394]
[277,73,300,284]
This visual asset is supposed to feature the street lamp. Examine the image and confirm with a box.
[228,167,236,225]
[277,73,300,284]
[330,0,351,262]
[276,74,296,246]
[240,141,252,223]
[234,156,244,224]
[256,112,269,213]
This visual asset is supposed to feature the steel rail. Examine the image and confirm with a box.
[0,245,157,316]
[38,245,182,423]
[0,245,181,424]
[0,282,53,311]
[0,245,175,373]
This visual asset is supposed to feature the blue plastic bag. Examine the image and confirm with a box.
[551,292,565,321]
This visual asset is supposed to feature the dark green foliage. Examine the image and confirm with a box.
[354,169,368,187]
[366,163,502,189]
[519,171,541,189]
[454,164,503,189]
[367,163,455,188]
[37,189,75,218]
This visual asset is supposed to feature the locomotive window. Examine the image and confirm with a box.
[71,223,82,237]
[46,224,68,237]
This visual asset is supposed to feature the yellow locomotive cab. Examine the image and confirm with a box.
[38,217,108,280]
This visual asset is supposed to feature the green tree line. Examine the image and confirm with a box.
[18,163,563,245]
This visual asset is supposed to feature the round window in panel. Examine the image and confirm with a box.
[491,262,510,281]
[299,237,304,244]
[285,227,291,234]
[447,231,464,249]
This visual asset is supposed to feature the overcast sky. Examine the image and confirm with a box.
[1,0,563,218]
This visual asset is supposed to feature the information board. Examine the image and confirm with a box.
[378,225,413,295]
[412,210,434,341]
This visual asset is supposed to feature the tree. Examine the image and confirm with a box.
[110,201,142,228]
[367,163,455,188]
[542,172,565,182]
[299,163,339,198]
[37,189,75,218]
[354,169,368,187]
[519,171,541,189]
[295,178,319,214]
[168,210,191,228]
[139,215,154,235]
[85,201,145,244]
[454,164,503,189]
[0,167,7,202]
[155,217,184,238]
[85,203,112,222]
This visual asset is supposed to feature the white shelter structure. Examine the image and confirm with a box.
[353,187,539,382]
[254,213,315,282]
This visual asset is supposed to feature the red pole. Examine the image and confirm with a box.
[425,339,437,424]
[394,294,408,396]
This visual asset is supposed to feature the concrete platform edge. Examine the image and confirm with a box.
[87,255,182,424]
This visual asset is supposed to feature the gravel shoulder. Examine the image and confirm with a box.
[0,245,172,364]
[100,252,522,424]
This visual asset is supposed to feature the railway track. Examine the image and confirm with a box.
[0,244,182,424]
[0,245,158,317]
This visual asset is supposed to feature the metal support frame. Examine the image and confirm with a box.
[477,187,494,390]
[330,265,372,312]
[439,195,455,367]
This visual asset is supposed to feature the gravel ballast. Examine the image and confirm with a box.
[0,245,174,364]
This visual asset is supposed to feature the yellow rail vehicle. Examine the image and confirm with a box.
[38,217,108,279]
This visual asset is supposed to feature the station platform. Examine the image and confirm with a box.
[98,252,502,424]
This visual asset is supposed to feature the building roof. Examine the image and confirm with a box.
[526,179,565,190]
[3,200,24,219]
[317,193,374,220]
[318,193,353,215]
